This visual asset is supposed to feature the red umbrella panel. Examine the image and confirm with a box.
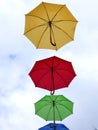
[29,56,76,93]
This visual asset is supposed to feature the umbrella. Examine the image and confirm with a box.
[24,2,78,50]
[29,56,76,94]
[39,123,69,130]
[35,95,73,122]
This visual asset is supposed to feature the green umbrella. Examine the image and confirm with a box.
[35,95,73,123]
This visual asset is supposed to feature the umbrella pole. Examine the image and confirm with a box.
[53,101,56,130]
[50,66,55,95]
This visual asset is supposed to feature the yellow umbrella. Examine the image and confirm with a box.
[24,2,78,50]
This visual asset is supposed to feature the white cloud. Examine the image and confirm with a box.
[0,0,26,15]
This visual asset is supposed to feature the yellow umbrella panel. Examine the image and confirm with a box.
[24,2,78,50]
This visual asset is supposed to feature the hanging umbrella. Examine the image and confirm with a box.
[24,2,78,50]
[35,95,73,122]
[39,123,69,130]
[29,56,76,94]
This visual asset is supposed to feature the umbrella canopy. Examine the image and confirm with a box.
[39,123,69,130]
[35,95,73,121]
[24,2,78,50]
[29,56,76,94]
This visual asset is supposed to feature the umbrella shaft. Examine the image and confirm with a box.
[53,101,55,127]
[51,66,55,94]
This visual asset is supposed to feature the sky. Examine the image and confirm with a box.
[0,0,98,130]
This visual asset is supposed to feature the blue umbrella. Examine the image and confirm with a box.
[38,123,69,130]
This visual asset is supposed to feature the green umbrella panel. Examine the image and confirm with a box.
[35,95,73,122]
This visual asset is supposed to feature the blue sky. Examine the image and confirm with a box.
[0,0,98,130]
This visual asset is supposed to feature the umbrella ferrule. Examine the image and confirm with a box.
[53,100,55,107]
[48,21,52,28]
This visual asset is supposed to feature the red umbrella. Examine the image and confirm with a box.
[29,56,76,94]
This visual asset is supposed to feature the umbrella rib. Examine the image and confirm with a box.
[56,101,73,119]
[51,5,65,21]
[58,101,73,113]
[43,61,52,68]
[31,68,49,73]
[53,19,77,23]
[42,2,50,21]
[37,97,53,121]
[55,104,63,120]
[26,14,48,22]
[46,104,53,121]
[37,25,48,48]
[52,61,67,70]
[54,60,76,76]
[54,63,76,86]
[33,60,52,73]
[54,61,75,74]
[35,102,47,114]
[55,70,69,86]
[35,99,51,113]
[35,69,50,87]
[24,23,47,34]
[54,96,63,120]
[55,61,75,74]
[53,24,73,40]
[57,67,76,76]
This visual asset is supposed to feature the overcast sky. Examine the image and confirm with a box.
[0,0,98,130]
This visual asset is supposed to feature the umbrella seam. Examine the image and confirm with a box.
[26,14,48,22]
[24,23,47,34]
[37,25,49,48]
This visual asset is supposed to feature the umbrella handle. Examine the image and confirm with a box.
[49,21,56,47]
[51,41,56,46]
[50,123,56,130]
[50,90,55,95]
